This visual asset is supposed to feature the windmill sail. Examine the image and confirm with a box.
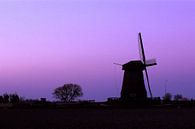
[144,68,153,97]
[146,59,157,66]
[138,32,154,98]
[138,32,146,64]
[138,33,157,66]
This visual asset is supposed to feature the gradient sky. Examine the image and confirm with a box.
[0,0,195,101]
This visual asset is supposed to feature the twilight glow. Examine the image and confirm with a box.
[0,0,195,101]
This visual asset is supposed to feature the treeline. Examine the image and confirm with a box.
[0,93,20,104]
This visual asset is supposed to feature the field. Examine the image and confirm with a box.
[0,107,195,129]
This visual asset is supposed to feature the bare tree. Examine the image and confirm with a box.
[53,83,83,102]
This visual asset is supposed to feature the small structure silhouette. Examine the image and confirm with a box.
[120,33,157,101]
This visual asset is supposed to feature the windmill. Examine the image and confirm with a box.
[120,32,157,101]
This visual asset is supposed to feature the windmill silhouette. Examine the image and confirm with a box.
[120,33,157,101]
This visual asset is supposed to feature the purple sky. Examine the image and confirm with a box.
[0,0,195,101]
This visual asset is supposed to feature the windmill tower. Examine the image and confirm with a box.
[120,33,157,101]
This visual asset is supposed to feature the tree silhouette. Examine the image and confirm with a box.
[174,94,183,101]
[163,93,172,102]
[53,83,83,102]
[3,94,9,103]
[0,96,3,103]
[9,93,20,104]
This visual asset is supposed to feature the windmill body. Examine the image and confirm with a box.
[120,33,157,101]
[121,61,147,100]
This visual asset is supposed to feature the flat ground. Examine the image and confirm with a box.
[0,107,195,129]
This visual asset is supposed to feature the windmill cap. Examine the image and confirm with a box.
[122,60,145,71]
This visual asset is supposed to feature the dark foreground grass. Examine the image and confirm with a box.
[0,107,195,129]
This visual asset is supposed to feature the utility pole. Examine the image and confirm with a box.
[164,80,168,95]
